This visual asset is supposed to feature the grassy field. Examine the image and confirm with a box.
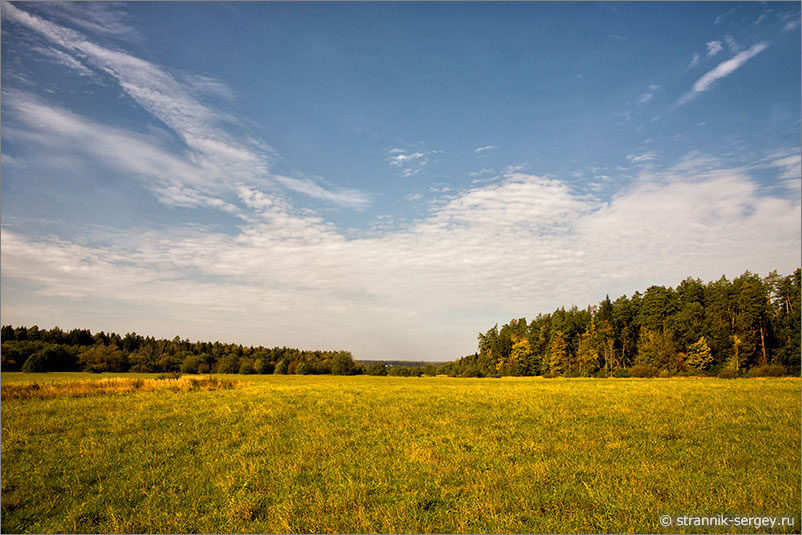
[1,373,799,533]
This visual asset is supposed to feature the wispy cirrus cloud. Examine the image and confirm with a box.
[724,35,740,54]
[389,150,425,164]
[781,10,801,32]
[676,42,768,106]
[637,85,660,104]
[271,175,370,209]
[626,151,659,163]
[1,1,367,210]
[182,74,235,101]
[34,1,141,42]
[31,45,94,77]
[706,40,723,57]
[388,148,429,177]
[4,91,239,208]
[474,145,499,154]
[714,8,735,25]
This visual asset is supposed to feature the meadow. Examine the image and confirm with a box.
[1,373,799,533]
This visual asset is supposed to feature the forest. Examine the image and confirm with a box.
[2,269,799,378]
[443,269,801,378]
[0,327,361,376]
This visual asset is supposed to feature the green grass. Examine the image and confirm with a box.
[1,373,799,533]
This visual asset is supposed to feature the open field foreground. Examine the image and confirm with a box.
[1,374,800,534]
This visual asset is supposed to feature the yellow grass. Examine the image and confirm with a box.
[1,374,799,533]
[0,375,238,400]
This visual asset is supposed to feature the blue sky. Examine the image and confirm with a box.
[2,1,800,360]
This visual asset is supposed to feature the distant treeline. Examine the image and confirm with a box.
[0,327,365,376]
[3,269,799,379]
[0,323,446,376]
[357,360,449,368]
[443,269,801,379]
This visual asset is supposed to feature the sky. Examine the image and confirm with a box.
[1,2,800,361]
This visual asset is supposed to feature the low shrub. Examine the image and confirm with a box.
[459,366,484,378]
[717,368,739,379]
[746,364,787,377]
[629,365,658,378]
[21,353,49,373]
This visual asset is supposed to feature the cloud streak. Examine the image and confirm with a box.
[626,151,658,163]
[677,42,768,106]
[388,148,429,177]
[2,1,366,210]
[637,85,660,104]
[706,40,723,57]
[31,45,94,77]
[36,1,141,42]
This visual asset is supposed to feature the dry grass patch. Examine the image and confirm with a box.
[1,375,238,400]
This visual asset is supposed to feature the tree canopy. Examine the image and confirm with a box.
[1,326,358,376]
[446,269,800,378]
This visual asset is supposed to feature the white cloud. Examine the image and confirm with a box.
[714,8,735,25]
[150,184,240,214]
[271,175,370,209]
[626,151,659,163]
[389,152,425,165]
[387,149,429,177]
[724,35,740,53]
[754,10,769,26]
[32,46,94,77]
[4,153,798,360]
[182,74,235,101]
[676,42,768,106]
[637,85,660,104]
[689,52,701,68]
[35,1,141,42]
[770,155,801,181]
[706,40,723,57]
[469,168,495,178]
[474,145,499,154]
[2,3,368,210]
[753,149,802,191]
[784,18,801,32]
